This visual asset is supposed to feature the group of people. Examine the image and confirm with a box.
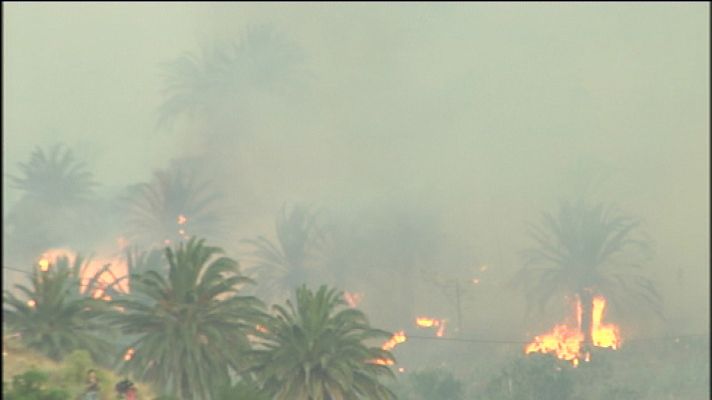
[83,370,137,400]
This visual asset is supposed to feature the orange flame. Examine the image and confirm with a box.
[525,295,620,366]
[382,330,407,351]
[26,299,36,308]
[255,324,269,334]
[177,214,187,225]
[123,347,135,361]
[369,358,394,366]
[591,296,621,349]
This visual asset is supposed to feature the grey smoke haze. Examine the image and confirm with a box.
[3,0,708,348]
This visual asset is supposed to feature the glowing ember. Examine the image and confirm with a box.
[26,300,36,308]
[177,214,187,225]
[524,295,621,366]
[255,324,269,334]
[178,229,186,236]
[123,347,135,361]
[343,291,363,308]
[382,330,407,351]
[398,367,405,373]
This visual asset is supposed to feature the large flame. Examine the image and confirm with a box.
[525,295,620,366]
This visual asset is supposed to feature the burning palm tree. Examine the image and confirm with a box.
[513,200,662,350]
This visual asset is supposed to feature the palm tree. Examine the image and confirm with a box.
[513,200,662,347]
[8,144,96,205]
[109,238,264,400]
[122,162,224,247]
[157,25,305,130]
[246,285,397,400]
[243,203,325,302]
[2,255,112,363]
[5,145,98,261]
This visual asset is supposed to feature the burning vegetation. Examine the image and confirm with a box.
[525,294,621,366]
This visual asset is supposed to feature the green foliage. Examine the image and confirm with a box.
[407,368,464,400]
[109,238,265,400]
[4,369,70,400]
[60,350,93,384]
[247,285,396,400]
[2,256,113,363]
[481,355,575,400]
[213,380,271,400]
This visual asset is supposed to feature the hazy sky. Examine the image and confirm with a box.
[3,3,709,331]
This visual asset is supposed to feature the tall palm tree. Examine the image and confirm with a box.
[2,255,112,363]
[157,25,305,130]
[246,285,397,400]
[513,200,662,346]
[243,203,325,302]
[109,238,264,400]
[122,162,224,247]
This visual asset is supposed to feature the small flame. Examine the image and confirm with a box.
[177,214,187,225]
[415,317,440,328]
[398,367,405,373]
[38,259,50,272]
[369,358,394,366]
[436,320,447,337]
[382,330,407,351]
[255,324,269,334]
[123,347,135,361]
[26,299,36,308]
[178,229,186,236]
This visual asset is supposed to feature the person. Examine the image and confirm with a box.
[83,369,100,400]
[115,379,137,400]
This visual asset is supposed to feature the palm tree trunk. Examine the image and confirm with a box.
[578,291,593,353]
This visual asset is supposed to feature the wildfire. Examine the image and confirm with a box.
[524,295,621,366]
[382,330,407,351]
[343,291,363,308]
[26,299,36,308]
[370,358,394,366]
